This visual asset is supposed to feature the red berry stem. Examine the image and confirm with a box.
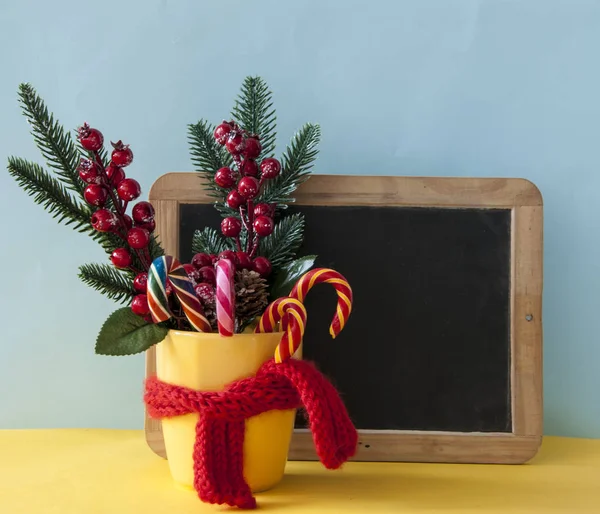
[246,199,255,254]
[92,150,150,271]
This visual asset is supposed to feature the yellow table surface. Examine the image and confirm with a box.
[1,430,599,513]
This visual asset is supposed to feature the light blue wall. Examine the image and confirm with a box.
[0,0,598,437]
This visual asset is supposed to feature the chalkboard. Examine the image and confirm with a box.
[179,204,512,433]
[146,173,543,464]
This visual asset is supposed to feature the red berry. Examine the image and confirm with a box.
[243,137,262,159]
[195,283,215,305]
[91,209,117,232]
[133,272,148,292]
[78,123,104,151]
[219,250,238,263]
[106,163,125,186]
[226,132,245,155]
[213,122,232,145]
[127,227,150,249]
[117,178,141,201]
[214,167,236,188]
[240,159,258,177]
[111,248,132,268]
[198,266,216,285]
[192,253,212,269]
[227,190,245,209]
[78,158,100,184]
[221,217,242,237]
[210,254,219,265]
[253,203,272,217]
[84,184,108,207]
[260,158,281,179]
[253,215,274,237]
[253,257,272,277]
[236,251,253,270]
[137,219,155,233]
[131,294,150,316]
[238,176,260,199]
[111,140,133,167]
[123,214,133,230]
[132,201,155,224]
[183,263,196,276]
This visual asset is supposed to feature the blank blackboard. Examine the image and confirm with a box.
[146,173,543,464]
[179,204,512,433]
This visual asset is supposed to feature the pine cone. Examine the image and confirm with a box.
[235,269,269,332]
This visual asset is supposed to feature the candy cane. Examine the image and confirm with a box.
[255,297,307,363]
[147,256,211,332]
[290,268,353,339]
[215,258,236,336]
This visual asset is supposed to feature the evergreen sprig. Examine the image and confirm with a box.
[192,227,228,255]
[188,120,232,202]
[18,83,82,194]
[7,157,91,230]
[78,263,136,304]
[259,213,305,268]
[258,123,321,206]
[231,77,277,157]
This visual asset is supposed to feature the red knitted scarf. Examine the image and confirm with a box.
[144,358,357,509]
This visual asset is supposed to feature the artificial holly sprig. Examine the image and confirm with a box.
[76,123,159,319]
[213,119,283,277]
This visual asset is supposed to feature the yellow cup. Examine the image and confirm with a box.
[155,329,298,492]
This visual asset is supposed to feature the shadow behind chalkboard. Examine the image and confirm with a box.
[180,204,512,433]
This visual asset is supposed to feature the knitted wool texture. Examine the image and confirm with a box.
[144,358,358,509]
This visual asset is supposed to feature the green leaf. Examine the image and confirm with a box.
[78,263,135,304]
[258,123,320,207]
[231,76,277,157]
[95,308,168,356]
[17,83,83,194]
[270,255,317,300]
[259,213,305,268]
[192,227,228,255]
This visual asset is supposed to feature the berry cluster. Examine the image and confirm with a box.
[213,120,282,278]
[77,123,155,319]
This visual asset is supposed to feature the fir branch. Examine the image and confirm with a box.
[192,227,228,255]
[8,157,128,258]
[231,76,277,157]
[18,83,82,194]
[259,213,305,268]
[78,263,135,304]
[188,120,232,203]
[7,157,92,230]
[258,123,320,206]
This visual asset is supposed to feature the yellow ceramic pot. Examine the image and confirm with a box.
[155,329,298,492]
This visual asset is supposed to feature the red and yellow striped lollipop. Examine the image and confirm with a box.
[290,268,353,339]
[255,297,307,363]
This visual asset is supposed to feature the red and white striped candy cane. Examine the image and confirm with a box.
[215,258,235,336]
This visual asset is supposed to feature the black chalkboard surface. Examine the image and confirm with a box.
[147,173,543,464]
[179,204,512,433]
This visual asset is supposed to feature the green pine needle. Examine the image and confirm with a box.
[78,263,136,304]
[18,83,83,194]
[192,227,228,255]
[7,156,92,230]
[188,120,232,204]
[231,76,277,157]
[258,123,321,206]
[259,213,305,268]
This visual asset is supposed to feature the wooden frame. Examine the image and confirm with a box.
[146,173,543,464]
